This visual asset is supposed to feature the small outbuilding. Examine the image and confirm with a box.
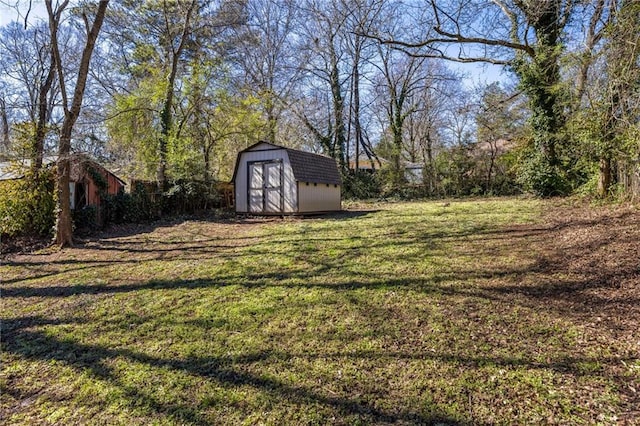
[232,141,342,215]
[0,154,126,224]
[68,154,126,211]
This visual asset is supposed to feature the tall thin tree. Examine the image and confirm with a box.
[46,0,109,247]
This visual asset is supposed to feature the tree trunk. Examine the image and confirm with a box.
[156,0,197,190]
[522,54,563,168]
[56,126,74,246]
[0,96,9,154]
[48,0,110,247]
[330,60,346,170]
[203,144,211,185]
[424,132,435,194]
[33,62,56,173]
[353,41,363,172]
[534,7,565,167]
[597,155,612,198]
[265,93,277,143]
[486,141,497,194]
[392,115,404,189]
[157,88,173,190]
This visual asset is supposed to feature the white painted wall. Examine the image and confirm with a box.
[298,182,341,213]
[234,145,297,213]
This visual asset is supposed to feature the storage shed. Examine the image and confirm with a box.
[0,154,125,225]
[68,154,126,211]
[232,141,342,214]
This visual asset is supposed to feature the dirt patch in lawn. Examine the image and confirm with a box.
[487,199,640,419]
[516,199,639,331]
[0,234,50,255]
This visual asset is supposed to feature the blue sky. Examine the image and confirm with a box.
[0,1,47,27]
[457,61,508,88]
[0,0,510,89]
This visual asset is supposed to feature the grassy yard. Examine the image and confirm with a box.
[1,198,639,425]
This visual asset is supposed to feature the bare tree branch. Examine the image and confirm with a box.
[364,34,512,65]
[430,26,534,57]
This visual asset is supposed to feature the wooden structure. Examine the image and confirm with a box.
[232,141,342,215]
[69,155,126,212]
[0,155,125,225]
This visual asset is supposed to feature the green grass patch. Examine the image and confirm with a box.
[2,198,638,425]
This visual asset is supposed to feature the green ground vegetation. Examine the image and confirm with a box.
[1,198,639,425]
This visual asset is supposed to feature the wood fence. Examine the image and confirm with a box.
[618,160,640,201]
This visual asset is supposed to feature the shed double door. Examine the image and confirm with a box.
[248,160,283,213]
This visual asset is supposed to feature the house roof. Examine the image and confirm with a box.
[348,158,386,170]
[70,154,127,186]
[233,141,342,185]
[475,138,515,154]
[0,157,49,180]
[0,155,126,187]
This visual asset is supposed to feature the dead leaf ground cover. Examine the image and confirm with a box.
[1,197,639,425]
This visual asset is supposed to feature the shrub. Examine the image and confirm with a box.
[72,205,99,232]
[104,181,160,224]
[342,171,381,199]
[103,179,223,225]
[162,180,221,214]
[104,191,132,224]
[0,168,55,238]
[517,151,570,197]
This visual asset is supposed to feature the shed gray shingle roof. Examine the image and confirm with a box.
[285,148,342,185]
[232,141,342,186]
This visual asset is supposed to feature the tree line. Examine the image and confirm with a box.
[0,0,638,246]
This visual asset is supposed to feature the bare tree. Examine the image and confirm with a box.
[571,0,616,109]
[234,0,303,143]
[377,0,578,194]
[0,92,9,155]
[373,47,429,187]
[33,39,56,172]
[404,62,457,193]
[297,0,350,169]
[0,21,58,171]
[474,82,526,193]
[342,0,386,171]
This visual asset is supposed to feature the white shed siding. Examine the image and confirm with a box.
[298,182,341,212]
[234,146,297,213]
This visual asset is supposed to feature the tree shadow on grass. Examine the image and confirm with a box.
[4,203,639,423]
[0,267,526,299]
[6,244,635,315]
[308,209,381,221]
[4,221,638,336]
[5,313,635,424]
[2,315,466,425]
[86,214,274,240]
